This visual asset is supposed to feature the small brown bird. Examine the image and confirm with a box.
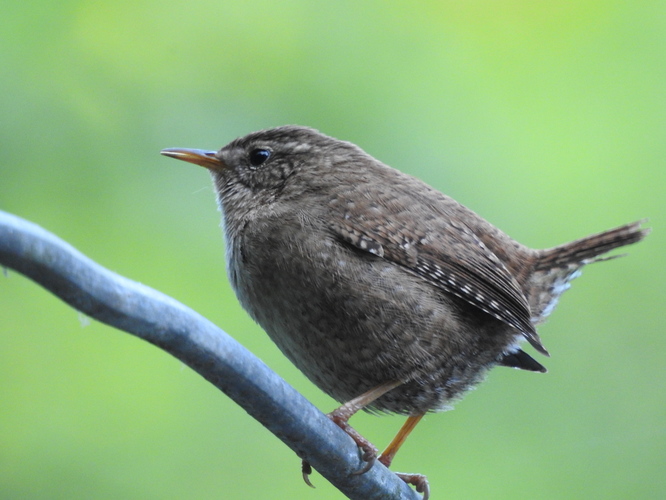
[162,126,648,498]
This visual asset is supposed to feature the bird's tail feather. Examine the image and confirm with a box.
[527,220,649,325]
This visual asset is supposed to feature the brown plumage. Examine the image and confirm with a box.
[162,126,649,498]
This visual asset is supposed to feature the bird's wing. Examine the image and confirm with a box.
[328,195,547,355]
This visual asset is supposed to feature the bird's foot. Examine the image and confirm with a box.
[300,382,403,487]
[328,407,379,474]
[300,409,380,487]
[395,472,430,500]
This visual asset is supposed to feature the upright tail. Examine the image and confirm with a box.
[527,220,650,325]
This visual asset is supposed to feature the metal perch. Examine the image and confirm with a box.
[0,209,420,500]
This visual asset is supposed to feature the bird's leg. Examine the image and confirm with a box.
[379,413,424,468]
[329,380,404,474]
[379,413,430,499]
[302,380,402,486]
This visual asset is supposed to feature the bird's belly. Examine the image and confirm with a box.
[229,242,516,414]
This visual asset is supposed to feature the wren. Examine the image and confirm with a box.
[162,126,649,499]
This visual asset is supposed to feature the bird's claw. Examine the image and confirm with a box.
[301,460,315,488]
[396,472,430,500]
[351,444,377,475]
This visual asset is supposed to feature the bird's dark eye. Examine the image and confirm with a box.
[249,148,271,167]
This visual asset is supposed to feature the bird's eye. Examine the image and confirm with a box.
[249,148,271,167]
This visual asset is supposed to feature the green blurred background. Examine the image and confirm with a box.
[1,1,663,499]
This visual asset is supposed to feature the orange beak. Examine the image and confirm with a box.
[160,148,225,171]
